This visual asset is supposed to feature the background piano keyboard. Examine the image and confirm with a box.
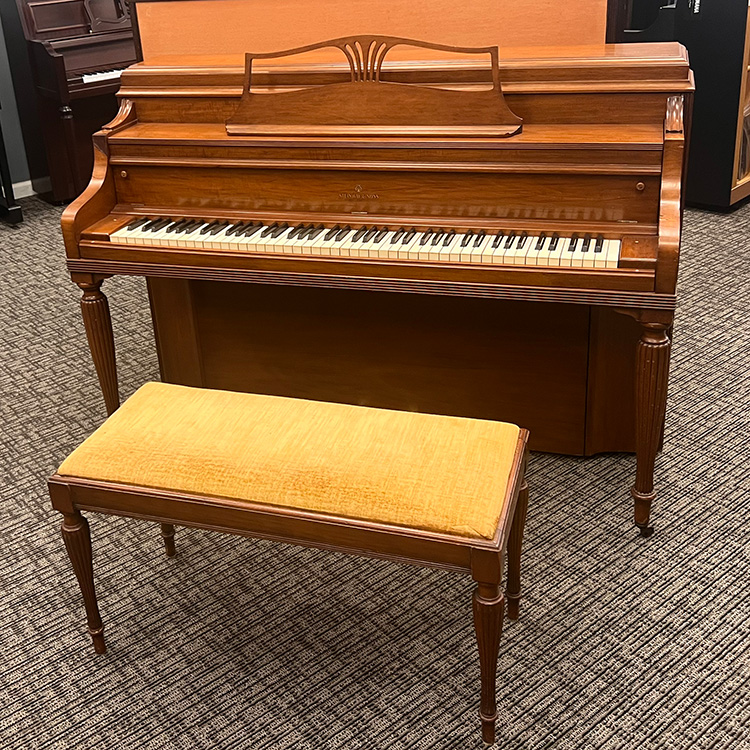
[112,218,622,269]
[80,68,126,85]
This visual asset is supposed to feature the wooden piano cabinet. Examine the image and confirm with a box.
[146,278,638,456]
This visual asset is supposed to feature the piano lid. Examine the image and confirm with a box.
[15,0,130,43]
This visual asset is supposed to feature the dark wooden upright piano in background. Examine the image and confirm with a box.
[15,0,136,202]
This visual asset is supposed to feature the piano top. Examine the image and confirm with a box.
[16,0,131,42]
[129,42,691,78]
[119,42,693,101]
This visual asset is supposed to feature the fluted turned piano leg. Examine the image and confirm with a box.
[632,321,672,537]
[61,511,106,654]
[77,278,120,416]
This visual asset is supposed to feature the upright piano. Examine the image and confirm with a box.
[62,36,693,535]
[15,0,136,201]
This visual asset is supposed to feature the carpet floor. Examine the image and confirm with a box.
[0,197,748,749]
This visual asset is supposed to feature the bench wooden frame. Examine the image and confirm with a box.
[49,428,529,745]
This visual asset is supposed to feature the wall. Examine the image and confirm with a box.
[0,0,47,190]
[0,10,29,185]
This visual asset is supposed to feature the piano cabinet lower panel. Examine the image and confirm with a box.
[146,278,641,456]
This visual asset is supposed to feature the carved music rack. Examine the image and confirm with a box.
[226,35,523,138]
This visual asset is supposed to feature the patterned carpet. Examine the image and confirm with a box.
[0,197,748,750]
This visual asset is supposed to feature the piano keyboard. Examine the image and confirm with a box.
[112,218,622,268]
[81,68,125,84]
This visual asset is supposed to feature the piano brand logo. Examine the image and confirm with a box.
[339,184,379,200]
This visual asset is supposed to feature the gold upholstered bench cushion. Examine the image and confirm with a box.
[58,383,521,540]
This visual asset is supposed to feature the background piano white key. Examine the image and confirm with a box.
[81,68,125,85]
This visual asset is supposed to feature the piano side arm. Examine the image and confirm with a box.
[61,135,115,259]
[61,98,136,259]
[655,100,686,296]
[29,41,69,102]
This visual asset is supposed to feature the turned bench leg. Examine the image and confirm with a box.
[160,523,176,557]
[471,547,504,745]
[61,511,106,654]
[473,582,504,745]
[506,476,529,621]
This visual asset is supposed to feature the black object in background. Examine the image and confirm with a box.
[0,99,23,225]
[611,0,750,209]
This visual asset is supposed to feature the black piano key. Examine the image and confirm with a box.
[391,228,406,244]
[208,222,230,235]
[517,231,529,250]
[460,231,474,248]
[307,225,326,241]
[286,224,306,240]
[582,233,592,252]
[442,230,457,247]
[402,229,417,244]
[431,231,445,246]
[535,232,547,251]
[180,220,204,233]
[504,233,517,249]
[352,226,369,242]
[549,232,560,252]
[419,230,434,246]
[363,227,380,242]
[147,218,171,232]
[335,226,351,241]
[474,231,486,247]
[492,231,505,249]
[594,234,605,253]
[126,217,151,231]
[270,223,290,238]
[166,219,190,233]
[373,228,389,242]
[324,226,341,241]
[200,221,220,234]
[260,223,279,238]
[568,233,580,252]
[240,223,264,238]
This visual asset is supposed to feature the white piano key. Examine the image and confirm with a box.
[578,235,597,268]
[398,231,423,260]
[81,68,125,85]
[524,235,545,266]
[605,239,621,268]
[533,237,554,266]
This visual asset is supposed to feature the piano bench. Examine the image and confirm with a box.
[49,382,529,745]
